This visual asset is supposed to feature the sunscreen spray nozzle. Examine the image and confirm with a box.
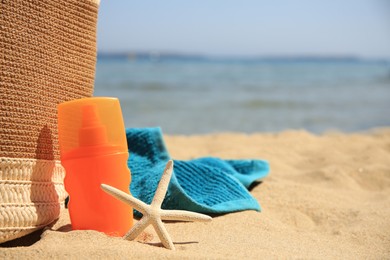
[78,104,108,147]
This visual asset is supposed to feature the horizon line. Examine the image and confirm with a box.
[97,51,390,62]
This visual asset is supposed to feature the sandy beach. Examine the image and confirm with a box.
[1,129,390,259]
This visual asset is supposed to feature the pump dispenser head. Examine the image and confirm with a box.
[78,104,108,147]
[58,97,128,159]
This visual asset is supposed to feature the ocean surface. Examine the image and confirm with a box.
[94,56,390,134]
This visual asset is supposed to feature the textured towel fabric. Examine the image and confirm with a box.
[127,128,269,216]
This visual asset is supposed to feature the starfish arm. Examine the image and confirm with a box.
[161,210,212,222]
[152,218,175,250]
[123,216,151,241]
[151,160,174,207]
[100,183,149,215]
[100,161,210,250]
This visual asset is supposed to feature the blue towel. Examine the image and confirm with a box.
[127,128,269,216]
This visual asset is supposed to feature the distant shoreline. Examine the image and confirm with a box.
[97,52,390,63]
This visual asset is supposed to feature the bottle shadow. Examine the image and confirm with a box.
[31,125,61,233]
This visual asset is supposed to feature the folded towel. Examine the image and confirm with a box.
[127,128,269,216]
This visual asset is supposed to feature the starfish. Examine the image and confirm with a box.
[101,160,212,250]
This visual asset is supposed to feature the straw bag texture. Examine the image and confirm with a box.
[0,0,100,243]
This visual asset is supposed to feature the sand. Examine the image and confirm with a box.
[1,129,390,259]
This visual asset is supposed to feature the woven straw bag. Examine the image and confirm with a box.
[0,0,100,243]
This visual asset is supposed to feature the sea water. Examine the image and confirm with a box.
[94,57,390,134]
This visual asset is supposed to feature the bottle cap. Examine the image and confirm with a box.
[58,97,127,159]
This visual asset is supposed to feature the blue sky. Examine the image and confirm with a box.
[97,0,390,58]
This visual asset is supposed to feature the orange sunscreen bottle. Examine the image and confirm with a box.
[57,97,133,236]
